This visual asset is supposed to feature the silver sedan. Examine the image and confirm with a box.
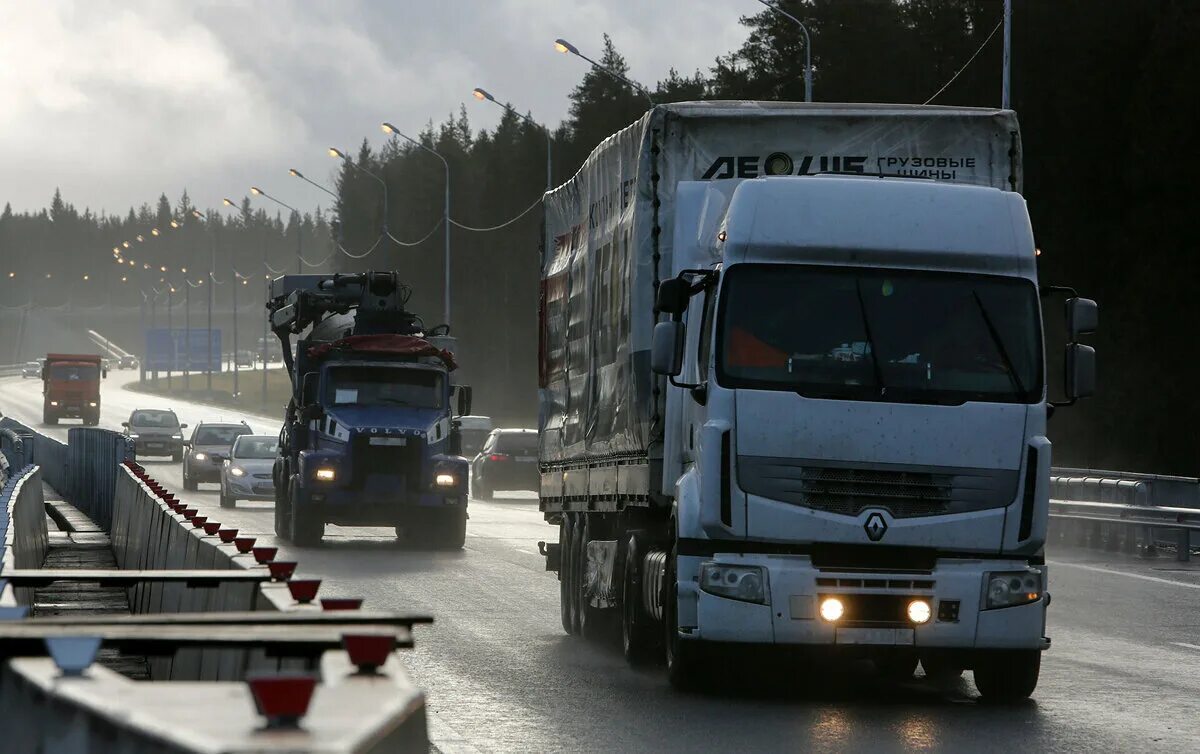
[219,435,279,508]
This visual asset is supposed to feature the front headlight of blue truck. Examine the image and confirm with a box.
[984,569,1043,609]
[699,562,769,605]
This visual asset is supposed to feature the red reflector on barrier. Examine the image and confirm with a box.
[234,537,256,553]
[246,673,318,729]
[181,508,198,519]
[252,546,277,564]
[267,561,297,582]
[287,579,321,604]
[342,633,396,673]
[218,528,239,543]
[202,521,221,535]
[320,598,363,611]
[191,516,208,529]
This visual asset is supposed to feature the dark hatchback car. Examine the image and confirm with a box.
[182,421,252,490]
[470,428,539,500]
[123,409,186,460]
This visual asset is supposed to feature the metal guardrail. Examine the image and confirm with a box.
[1049,466,1200,561]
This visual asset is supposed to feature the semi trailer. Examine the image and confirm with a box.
[537,102,1097,700]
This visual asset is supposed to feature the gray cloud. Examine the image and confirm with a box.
[0,0,750,217]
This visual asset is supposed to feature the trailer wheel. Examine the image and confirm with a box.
[621,534,656,665]
[973,650,1040,703]
[559,516,575,635]
[289,479,324,546]
[567,514,583,635]
[665,540,706,691]
[576,516,609,640]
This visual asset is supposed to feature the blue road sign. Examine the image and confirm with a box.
[144,329,221,372]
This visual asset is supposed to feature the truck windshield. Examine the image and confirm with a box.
[326,367,444,409]
[716,264,1042,404]
[49,364,99,381]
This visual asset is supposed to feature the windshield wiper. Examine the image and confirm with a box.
[854,279,887,397]
[971,289,1025,396]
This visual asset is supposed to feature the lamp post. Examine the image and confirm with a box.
[472,87,553,190]
[251,186,304,274]
[754,0,813,102]
[380,122,452,327]
[290,168,344,260]
[227,196,268,406]
[553,38,656,104]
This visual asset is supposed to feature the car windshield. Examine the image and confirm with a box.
[496,432,539,454]
[717,264,1043,404]
[50,364,99,381]
[195,426,250,445]
[326,366,444,408]
[131,410,179,428]
[233,437,278,459]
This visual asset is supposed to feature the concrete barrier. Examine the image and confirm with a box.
[1,465,49,606]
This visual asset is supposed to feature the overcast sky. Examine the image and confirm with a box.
[0,1,752,218]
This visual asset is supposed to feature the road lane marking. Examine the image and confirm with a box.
[1172,642,1200,652]
[1049,560,1200,590]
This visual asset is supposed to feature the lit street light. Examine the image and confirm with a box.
[553,37,656,104]
[755,0,813,102]
[381,121,452,327]
[472,87,553,190]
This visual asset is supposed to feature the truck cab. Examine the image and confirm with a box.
[650,175,1097,695]
[268,272,472,548]
[41,353,106,425]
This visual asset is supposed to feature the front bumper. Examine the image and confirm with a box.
[678,553,1048,650]
[224,474,275,500]
[134,438,182,456]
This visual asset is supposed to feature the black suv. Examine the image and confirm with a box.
[469,428,539,500]
[182,421,252,490]
[123,409,186,461]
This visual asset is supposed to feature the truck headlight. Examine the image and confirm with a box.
[907,599,932,624]
[699,562,768,605]
[985,569,1043,609]
[315,468,336,481]
[435,473,456,487]
[229,467,246,477]
[193,452,208,461]
[819,597,845,622]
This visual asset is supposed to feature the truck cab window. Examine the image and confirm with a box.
[325,366,444,409]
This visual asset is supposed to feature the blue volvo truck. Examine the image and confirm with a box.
[268,271,472,547]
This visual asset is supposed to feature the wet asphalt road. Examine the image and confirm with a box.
[2,371,1199,752]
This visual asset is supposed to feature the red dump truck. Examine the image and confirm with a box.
[42,353,106,425]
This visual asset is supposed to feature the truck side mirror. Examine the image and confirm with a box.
[1065,343,1096,400]
[656,278,690,316]
[448,422,463,456]
[453,385,473,417]
[301,372,319,405]
[651,321,684,377]
[1066,297,1098,340]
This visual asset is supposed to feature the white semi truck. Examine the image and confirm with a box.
[538,102,1097,700]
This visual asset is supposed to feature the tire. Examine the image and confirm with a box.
[875,651,919,681]
[665,539,706,691]
[973,650,1041,703]
[183,463,197,492]
[567,514,582,635]
[434,506,467,550]
[288,477,323,546]
[44,413,57,426]
[273,477,291,539]
[559,516,575,635]
[473,473,492,501]
[621,534,656,665]
[219,486,236,509]
[576,515,608,640]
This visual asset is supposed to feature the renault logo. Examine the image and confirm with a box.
[864,512,888,542]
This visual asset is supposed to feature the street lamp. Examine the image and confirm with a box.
[329,147,390,235]
[553,37,656,104]
[380,122,452,327]
[755,0,813,102]
[472,87,553,190]
[289,168,338,200]
[229,196,269,402]
[250,186,304,274]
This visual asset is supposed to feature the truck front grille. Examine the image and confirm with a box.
[350,436,423,492]
[738,457,1018,518]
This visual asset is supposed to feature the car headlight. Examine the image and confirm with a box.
[699,562,768,605]
[88,401,98,407]
[49,401,59,406]
[229,467,246,477]
[984,569,1043,609]
[435,473,456,487]
[128,433,140,439]
[193,452,208,461]
[315,468,336,481]
[172,433,183,440]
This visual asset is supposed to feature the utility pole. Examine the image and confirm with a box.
[1002,0,1012,109]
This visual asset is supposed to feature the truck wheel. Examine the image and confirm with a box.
[434,507,467,549]
[875,651,919,681]
[621,534,656,665]
[665,541,706,691]
[567,514,583,635]
[274,478,292,539]
[289,478,323,546]
[973,650,1040,703]
[559,516,575,635]
[576,516,607,640]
